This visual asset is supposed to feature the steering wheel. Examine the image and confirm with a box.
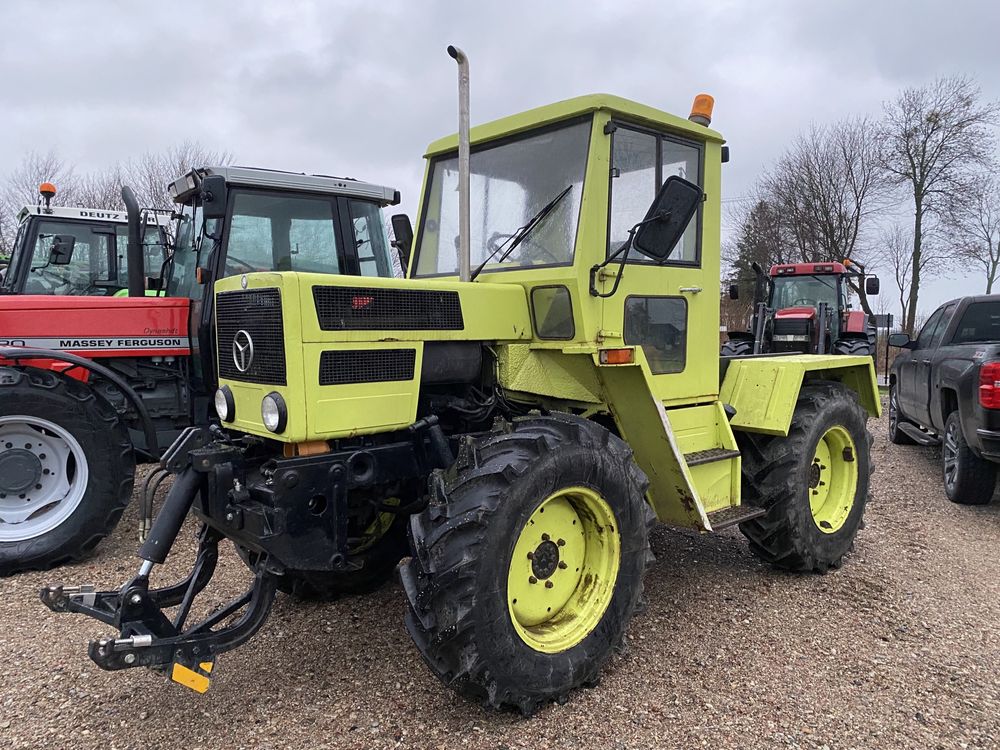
[792,298,815,307]
[225,255,259,273]
[483,232,561,265]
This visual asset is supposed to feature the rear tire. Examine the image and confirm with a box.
[738,382,872,573]
[402,414,653,714]
[832,337,873,357]
[721,338,754,357]
[942,411,997,506]
[0,367,133,576]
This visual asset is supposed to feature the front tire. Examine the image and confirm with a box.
[942,411,996,506]
[887,384,917,445]
[0,367,133,576]
[402,415,653,714]
[832,337,873,357]
[738,382,873,573]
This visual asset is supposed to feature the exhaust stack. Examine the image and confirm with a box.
[447,45,471,282]
[122,186,145,298]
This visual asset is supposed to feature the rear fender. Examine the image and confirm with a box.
[720,354,880,436]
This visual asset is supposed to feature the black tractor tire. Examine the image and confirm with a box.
[274,512,411,600]
[832,337,873,357]
[401,414,654,715]
[721,338,754,357]
[887,383,918,446]
[0,367,133,576]
[942,411,997,506]
[738,382,873,573]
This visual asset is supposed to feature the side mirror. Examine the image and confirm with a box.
[390,213,414,269]
[632,176,702,262]
[200,175,228,220]
[48,234,76,265]
[888,332,912,348]
[865,276,880,295]
[728,284,739,300]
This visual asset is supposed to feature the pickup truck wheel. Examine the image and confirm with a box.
[721,339,753,357]
[942,411,996,505]
[401,414,653,714]
[738,382,873,573]
[888,384,918,446]
[0,368,133,576]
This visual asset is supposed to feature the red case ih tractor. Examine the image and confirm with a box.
[0,167,402,574]
[723,259,880,357]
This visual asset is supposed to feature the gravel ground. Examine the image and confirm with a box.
[1,402,998,750]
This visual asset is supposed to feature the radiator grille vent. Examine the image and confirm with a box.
[312,286,464,331]
[318,349,416,385]
[772,317,811,336]
[215,288,287,385]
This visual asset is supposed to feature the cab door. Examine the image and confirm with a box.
[597,123,720,406]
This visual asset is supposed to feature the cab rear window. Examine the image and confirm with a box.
[951,301,1000,344]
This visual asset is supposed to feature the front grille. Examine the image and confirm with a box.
[319,349,416,385]
[772,317,811,337]
[216,288,287,385]
[312,286,464,331]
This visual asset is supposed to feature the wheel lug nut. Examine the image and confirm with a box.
[526,552,534,560]
[558,561,568,569]
[545,581,554,589]
[557,539,565,547]
[528,576,537,585]
[541,533,550,541]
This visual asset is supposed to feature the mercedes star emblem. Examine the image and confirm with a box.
[232,330,255,373]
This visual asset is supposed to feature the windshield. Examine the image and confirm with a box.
[771,275,840,310]
[414,119,591,276]
[22,219,115,295]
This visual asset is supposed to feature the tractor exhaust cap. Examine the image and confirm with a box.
[447,45,471,283]
[689,94,714,127]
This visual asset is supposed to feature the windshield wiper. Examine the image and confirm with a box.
[469,184,572,281]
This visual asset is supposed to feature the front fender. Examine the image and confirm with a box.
[720,354,880,436]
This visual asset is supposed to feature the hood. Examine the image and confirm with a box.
[774,306,817,320]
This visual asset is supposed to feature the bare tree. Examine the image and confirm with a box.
[880,75,1000,332]
[880,223,952,327]
[0,151,78,255]
[947,169,1000,293]
[759,117,887,314]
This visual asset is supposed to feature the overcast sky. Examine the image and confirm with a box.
[3,0,997,319]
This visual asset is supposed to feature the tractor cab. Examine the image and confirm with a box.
[0,184,170,297]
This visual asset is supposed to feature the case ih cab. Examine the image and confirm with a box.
[0,183,170,296]
[723,259,880,357]
[0,167,400,574]
[43,53,879,714]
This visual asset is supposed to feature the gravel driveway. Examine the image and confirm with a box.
[1,403,998,749]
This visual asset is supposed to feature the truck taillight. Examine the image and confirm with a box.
[979,361,1000,409]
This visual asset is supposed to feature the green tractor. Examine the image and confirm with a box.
[43,51,879,714]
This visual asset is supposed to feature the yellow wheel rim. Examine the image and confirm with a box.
[506,486,621,654]
[809,426,858,534]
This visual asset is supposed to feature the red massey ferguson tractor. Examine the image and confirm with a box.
[722,259,880,358]
[0,166,403,575]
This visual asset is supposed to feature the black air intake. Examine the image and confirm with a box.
[772,317,811,337]
[319,349,416,385]
[312,287,464,331]
[216,288,287,385]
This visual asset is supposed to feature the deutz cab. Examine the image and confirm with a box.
[44,72,879,714]
[0,184,170,296]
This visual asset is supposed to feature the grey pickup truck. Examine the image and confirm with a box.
[889,295,1000,505]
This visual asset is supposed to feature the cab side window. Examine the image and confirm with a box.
[915,305,954,350]
[349,200,396,278]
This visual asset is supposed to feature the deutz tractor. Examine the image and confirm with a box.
[723,259,880,357]
[0,167,401,574]
[0,182,170,296]
[43,53,879,715]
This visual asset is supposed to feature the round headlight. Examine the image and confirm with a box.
[214,386,235,422]
[261,392,287,433]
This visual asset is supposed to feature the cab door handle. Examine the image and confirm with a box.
[679,287,702,294]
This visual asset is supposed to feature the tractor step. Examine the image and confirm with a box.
[706,505,767,531]
[684,448,741,467]
[896,423,940,446]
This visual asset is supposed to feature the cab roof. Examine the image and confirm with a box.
[424,93,725,157]
[170,166,400,206]
[16,204,169,226]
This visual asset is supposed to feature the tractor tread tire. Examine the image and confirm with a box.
[943,411,997,506]
[0,367,133,576]
[721,339,754,357]
[832,337,874,358]
[737,382,873,573]
[402,413,654,715]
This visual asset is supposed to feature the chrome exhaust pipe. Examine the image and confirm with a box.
[447,45,471,282]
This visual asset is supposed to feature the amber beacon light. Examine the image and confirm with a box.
[688,94,714,126]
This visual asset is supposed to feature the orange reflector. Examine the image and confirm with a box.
[689,94,715,126]
[39,182,57,198]
[599,348,635,365]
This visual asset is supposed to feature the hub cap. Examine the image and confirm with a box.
[809,426,858,534]
[0,416,89,542]
[507,486,620,654]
